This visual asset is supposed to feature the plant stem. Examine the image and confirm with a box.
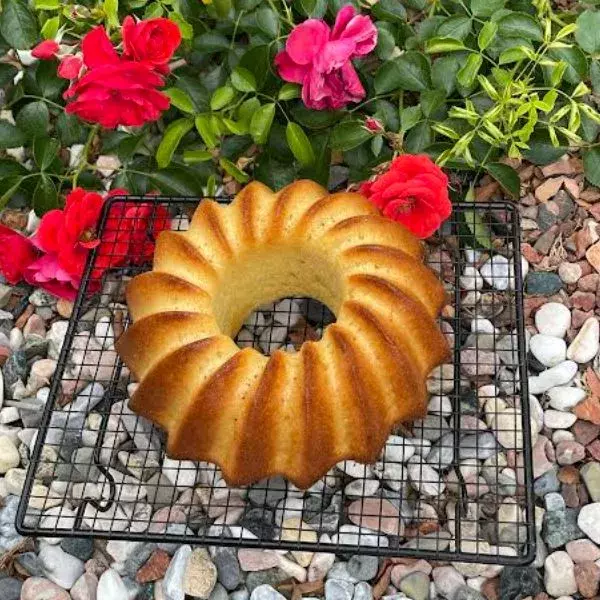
[72,124,100,188]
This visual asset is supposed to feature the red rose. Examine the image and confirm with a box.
[64,61,170,128]
[122,16,181,73]
[58,55,83,79]
[0,224,38,284]
[360,154,451,239]
[31,39,59,60]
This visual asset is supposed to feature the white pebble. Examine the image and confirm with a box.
[547,386,587,411]
[460,266,484,290]
[544,410,578,429]
[566,317,599,363]
[535,303,571,338]
[529,361,578,394]
[530,334,567,367]
[480,255,511,290]
[544,551,577,597]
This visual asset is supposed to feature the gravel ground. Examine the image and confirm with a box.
[0,155,599,600]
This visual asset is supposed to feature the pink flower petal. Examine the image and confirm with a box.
[338,14,378,56]
[286,19,330,65]
[274,50,310,84]
[81,26,120,69]
[331,5,356,40]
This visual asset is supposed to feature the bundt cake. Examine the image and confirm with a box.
[115,180,450,489]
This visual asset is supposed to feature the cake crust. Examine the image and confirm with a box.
[116,180,450,488]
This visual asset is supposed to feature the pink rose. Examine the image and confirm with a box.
[31,39,59,60]
[58,55,83,79]
[274,5,377,110]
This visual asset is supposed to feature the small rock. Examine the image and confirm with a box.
[325,579,355,600]
[61,538,94,562]
[566,539,600,563]
[353,581,373,600]
[547,387,586,411]
[163,545,191,600]
[574,561,600,597]
[97,569,127,600]
[432,566,465,600]
[535,303,571,338]
[586,242,600,273]
[0,435,20,473]
[250,584,287,600]
[499,567,542,600]
[0,577,22,600]
[213,547,242,591]
[555,441,585,465]
[581,462,600,501]
[529,361,578,394]
[399,571,430,600]
[544,551,577,597]
[280,517,318,566]
[544,409,578,429]
[39,544,85,590]
[183,549,217,599]
[347,556,378,582]
[480,256,511,291]
[534,467,561,497]
[566,318,599,363]
[71,573,98,600]
[559,262,583,284]
[20,577,70,600]
[543,508,584,548]
[579,503,600,544]
[530,334,566,367]
[347,499,403,536]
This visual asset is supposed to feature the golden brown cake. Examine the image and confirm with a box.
[115,180,450,488]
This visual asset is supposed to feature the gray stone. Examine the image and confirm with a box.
[3,350,27,395]
[214,546,242,591]
[327,562,359,583]
[499,567,542,600]
[534,467,560,498]
[454,587,484,600]
[39,544,85,590]
[0,577,22,600]
[250,584,286,600]
[246,568,289,593]
[347,555,378,581]
[163,545,191,600]
[210,582,229,600]
[399,571,430,600]
[232,588,250,600]
[61,537,94,561]
[15,551,44,577]
[123,543,156,578]
[325,579,355,600]
[526,272,562,296]
[353,582,373,600]
[542,508,584,549]
[249,477,288,507]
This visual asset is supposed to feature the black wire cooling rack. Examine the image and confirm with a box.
[17,195,535,565]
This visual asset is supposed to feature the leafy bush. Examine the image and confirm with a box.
[1,0,600,214]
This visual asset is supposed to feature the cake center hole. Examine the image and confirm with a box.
[234,297,336,356]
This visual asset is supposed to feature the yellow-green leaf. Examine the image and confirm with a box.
[183,149,213,164]
[219,157,249,183]
[156,118,193,168]
[210,86,235,111]
[249,102,275,144]
[478,21,497,51]
[164,88,195,113]
[104,0,119,28]
[285,122,315,166]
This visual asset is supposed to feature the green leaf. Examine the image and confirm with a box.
[56,112,86,145]
[144,2,163,17]
[35,0,60,9]
[285,122,315,166]
[425,37,465,53]
[471,0,505,17]
[36,60,67,99]
[238,97,261,125]
[151,166,205,195]
[15,101,49,138]
[420,89,445,117]
[290,104,342,130]
[256,7,279,38]
[212,0,231,17]
[583,148,600,187]
[193,32,230,52]
[478,21,497,50]
[457,53,482,88]
[104,0,119,28]
[0,176,24,209]
[549,47,588,84]
[592,61,600,95]
[431,54,462,95]
[299,130,329,186]
[375,22,395,60]
[404,121,432,153]
[437,16,472,41]
[40,16,60,39]
[374,51,431,93]
[0,64,18,87]
[278,83,300,100]
[401,105,422,131]
[219,157,249,183]
[33,137,60,170]
[249,102,275,144]
[164,88,195,113]
[499,46,529,65]
[156,118,194,169]
[195,114,219,149]
[463,204,493,249]
[255,154,296,190]
[576,9,600,54]
[32,174,58,216]
[0,0,38,49]
[330,119,371,151]
[0,122,27,149]
[231,66,257,93]
[497,12,542,41]
[183,149,213,164]
[523,131,568,165]
[169,13,193,40]
[485,162,520,198]
[210,85,235,111]
[371,0,406,24]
